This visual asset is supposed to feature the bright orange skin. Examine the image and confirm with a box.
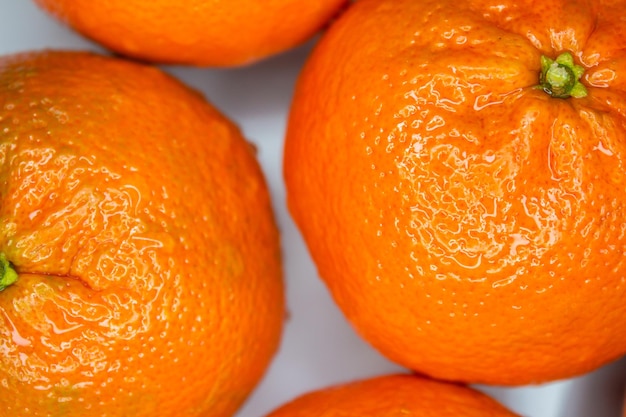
[265,374,520,417]
[33,0,348,67]
[284,0,626,385]
[0,51,284,416]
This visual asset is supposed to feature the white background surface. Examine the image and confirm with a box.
[1,2,626,417]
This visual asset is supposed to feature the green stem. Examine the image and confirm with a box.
[539,52,587,99]
[0,253,18,291]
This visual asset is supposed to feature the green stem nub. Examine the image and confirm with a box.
[539,52,587,99]
[0,253,18,292]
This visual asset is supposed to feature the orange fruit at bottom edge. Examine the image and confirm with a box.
[284,0,626,385]
[0,50,284,416]
[33,0,348,66]
[265,374,520,417]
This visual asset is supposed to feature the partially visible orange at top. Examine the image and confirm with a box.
[33,0,348,66]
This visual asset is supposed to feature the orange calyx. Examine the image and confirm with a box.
[539,52,588,99]
[0,253,18,291]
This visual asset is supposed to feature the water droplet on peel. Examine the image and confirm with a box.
[28,209,42,220]
[593,140,613,156]
[1,309,31,347]
[492,275,517,288]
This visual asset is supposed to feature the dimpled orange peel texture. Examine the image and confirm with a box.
[0,50,284,417]
[284,0,626,385]
[33,0,348,67]
[265,374,521,417]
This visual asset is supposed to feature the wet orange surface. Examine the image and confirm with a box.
[284,0,626,385]
[0,51,284,416]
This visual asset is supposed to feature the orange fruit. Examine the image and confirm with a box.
[265,374,520,417]
[33,0,348,67]
[0,50,284,416]
[284,0,626,385]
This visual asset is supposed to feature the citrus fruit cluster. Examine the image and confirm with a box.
[1,0,625,416]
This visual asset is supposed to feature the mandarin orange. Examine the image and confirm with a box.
[284,0,626,385]
[265,374,520,417]
[33,0,348,67]
[0,50,284,416]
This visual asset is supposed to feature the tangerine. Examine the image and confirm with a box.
[265,374,520,417]
[284,0,626,385]
[33,0,348,67]
[0,50,284,416]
